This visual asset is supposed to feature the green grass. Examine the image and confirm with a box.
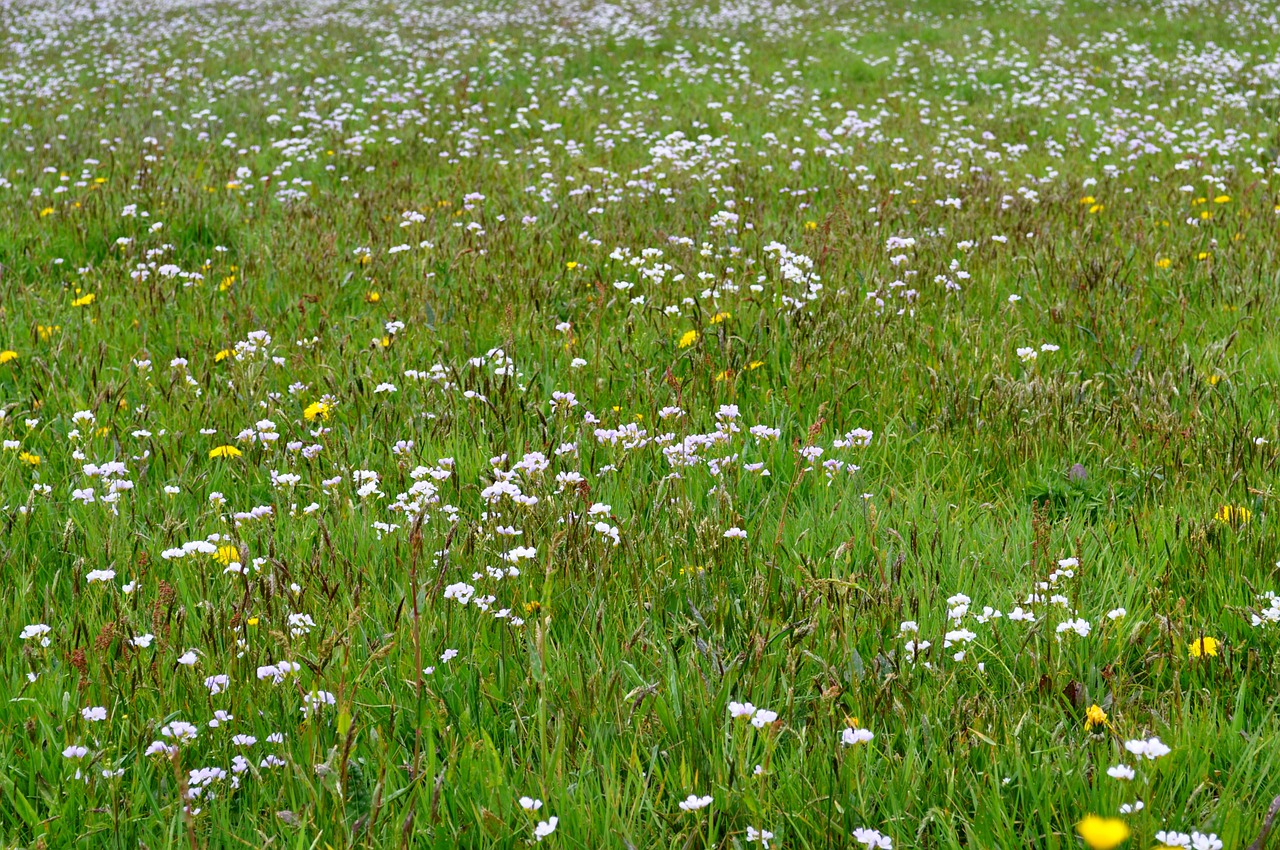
[2,0,1280,847]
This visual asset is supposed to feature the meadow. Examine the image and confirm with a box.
[3,0,1280,846]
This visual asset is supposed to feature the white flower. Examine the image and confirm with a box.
[723,526,747,539]
[746,826,774,847]
[177,650,199,666]
[63,745,89,759]
[678,794,713,811]
[519,797,543,811]
[1017,347,1037,362]
[1106,764,1135,780]
[853,827,893,849]
[20,624,52,646]
[750,709,778,728]
[81,706,107,722]
[841,727,874,746]
[1124,737,1171,760]
[1190,833,1223,850]
[534,816,558,841]
[86,569,116,583]
[728,701,756,719]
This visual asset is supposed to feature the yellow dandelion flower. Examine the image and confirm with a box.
[678,330,698,348]
[1197,252,1210,260]
[565,261,578,270]
[247,616,260,626]
[219,275,235,292]
[1079,196,1096,204]
[1213,195,1230,204]
[39,207,54,218]
[748,360,764,370]
[709,311,731,324]
[1084,704,1107,730]
[214,349,233,362]
[1188,636,1219,658]
[1089,204,1104,214]
[1214,504,1251,525]
[1156,258,1171,269]
[214,545,239,566]
[19,451,41,466]
[1075,815,1130,850]
[71,293,96,307]
[804,220,817,230]
[0,350,17,365]
[303,401,331,421]
[366,291,380,303]
[209,445,243,459]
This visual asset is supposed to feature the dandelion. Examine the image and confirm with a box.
[0,350,17,365]
[1085,704,1107,730]
[1213,505,1251,525]
[304,401,331,421]
[1075,815,1131,850]
[71,293,96,307]
[209,445,243,459]
[1187,636,1219,658]
[678,330,698,348]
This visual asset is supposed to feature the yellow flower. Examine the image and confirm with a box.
[748,360,764,370]
[678,330,698,348]
[219,275,235,292]
[1199,211,1211,220]
[709,311,731,324]
[1213,195,1230,204]
[1214,504,1251,525]
[366,291,380,303]
[1085,704,1107,730]
[1079,195,1096,204]
[1197,251,1210,261]
[39,207,54,218]
[214,545,239,566]
[1156,258,1172,269]
[37,325,61,341]
[247,616,260,626]
[1188,636,1219,658]
[804,220,817,230]
[19,452,41,466]
[1075,815,1130,850]
[71,293,96,307]
[208,445,243,459]
[565,261,578,270]
[0,350,17,365]
[214,349,233,362]
[1089,204,1104,214]
[303,401,331,421]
